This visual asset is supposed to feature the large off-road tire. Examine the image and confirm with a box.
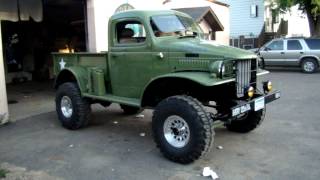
[120,104,140,115]
[301,58,318,73]
[56,82,91,130]
[226,109,265,133]
[152,95,214,164]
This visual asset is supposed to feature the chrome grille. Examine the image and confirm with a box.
[236,59,252,97]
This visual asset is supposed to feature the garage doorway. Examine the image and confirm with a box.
[2,0,87,121]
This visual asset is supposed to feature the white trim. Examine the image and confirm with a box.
[257,70,270,76]
[214,78,235,85]
[0,21,9,124]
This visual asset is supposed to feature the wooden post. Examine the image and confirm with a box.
[0,21,9,124]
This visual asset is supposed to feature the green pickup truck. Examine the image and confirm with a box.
[53,10,280,163]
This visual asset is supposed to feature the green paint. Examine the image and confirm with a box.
[53,10,261,107]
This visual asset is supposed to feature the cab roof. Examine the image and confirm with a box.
[110,10,192,21]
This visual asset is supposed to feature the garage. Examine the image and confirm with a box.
[0,0,87,122]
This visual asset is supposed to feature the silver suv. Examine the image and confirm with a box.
[258,38,320,73]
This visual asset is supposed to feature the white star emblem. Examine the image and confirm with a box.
[59,58,66,70]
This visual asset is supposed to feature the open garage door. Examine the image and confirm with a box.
[1,0,87,122]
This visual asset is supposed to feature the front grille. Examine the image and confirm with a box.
[236,59,257,97]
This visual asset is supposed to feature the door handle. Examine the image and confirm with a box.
[280,52,285,54]
[155,52,164,59]
[300,52,304,54]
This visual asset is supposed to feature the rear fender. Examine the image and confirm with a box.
[54,67,88,93]
[299,55,320,65]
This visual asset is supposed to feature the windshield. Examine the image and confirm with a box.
[150,15,204,38]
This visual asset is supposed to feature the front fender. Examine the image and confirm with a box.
[55,67,88,93]
[148,72,234,87]
[140,72,235,107]
[141,71,233,98]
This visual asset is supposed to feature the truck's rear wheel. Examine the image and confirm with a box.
[226,109,265,133]
[120,104,140,115]
[56,82,91,130]
[152,95,214,164]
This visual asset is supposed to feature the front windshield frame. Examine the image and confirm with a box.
[150,14,204,39]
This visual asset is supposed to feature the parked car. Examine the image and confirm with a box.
[258,38,320,73]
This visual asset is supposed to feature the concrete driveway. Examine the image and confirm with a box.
[1,70,320,180]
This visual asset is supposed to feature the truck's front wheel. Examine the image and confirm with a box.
[226,109,265,133]
[56,82,91,130]
[152,95,214,164]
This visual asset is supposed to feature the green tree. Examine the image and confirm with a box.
[276,0,320,37]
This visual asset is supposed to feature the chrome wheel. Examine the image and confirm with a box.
[61,96,73,118]
[163,115,190,148]
[304,61,315,72]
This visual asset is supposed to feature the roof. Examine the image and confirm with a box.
[174,6,224,31]
[274,37,320,40]
[206,0,229,7]
[162,0,229,7]
[111,10,191,21]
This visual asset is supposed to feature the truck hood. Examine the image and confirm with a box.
[157,38,257,60]
[155,38,257,74]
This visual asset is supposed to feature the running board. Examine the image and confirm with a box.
[83,93,140,107]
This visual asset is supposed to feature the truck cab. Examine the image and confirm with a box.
[53,10,280,164]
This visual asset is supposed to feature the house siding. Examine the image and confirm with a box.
[219,0,264,38]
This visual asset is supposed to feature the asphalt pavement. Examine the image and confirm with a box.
[1,69,320,180]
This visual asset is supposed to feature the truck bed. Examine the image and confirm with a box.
[52,52,108,76]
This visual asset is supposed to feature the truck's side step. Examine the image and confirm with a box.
[83,93,141,107]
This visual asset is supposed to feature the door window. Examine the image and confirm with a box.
[266,40,284,51]
[116,21,146,44]
[287,40,302,50]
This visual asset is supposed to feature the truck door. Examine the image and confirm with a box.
[260,40,285,66]
[109,19,153,98]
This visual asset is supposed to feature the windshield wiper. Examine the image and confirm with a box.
[178,35,196,39]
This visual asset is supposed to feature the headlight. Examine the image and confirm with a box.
[247,86,254,98]
[209,61,225,78]
[263,81,272,93]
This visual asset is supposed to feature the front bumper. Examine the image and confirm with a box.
[231,90,281,117]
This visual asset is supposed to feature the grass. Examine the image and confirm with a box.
[0,168,9,179]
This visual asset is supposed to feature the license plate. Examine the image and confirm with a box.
[232,104,251,117]
[254,97,265,111]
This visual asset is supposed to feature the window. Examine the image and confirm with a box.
[116,21,146,44]
[266,40,283,51]
[244,45,253,50]
[115,3,134,13]
[287,40,302,50]
[250,5,258,17]
[150,15,204,38]
[305,39,320,50]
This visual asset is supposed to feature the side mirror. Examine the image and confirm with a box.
[264,47,270,51]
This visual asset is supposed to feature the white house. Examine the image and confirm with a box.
[219,0,265,49]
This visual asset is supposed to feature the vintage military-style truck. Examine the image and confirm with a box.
[53,10,280,163]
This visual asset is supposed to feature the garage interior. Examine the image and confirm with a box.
[2,0,87,121]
